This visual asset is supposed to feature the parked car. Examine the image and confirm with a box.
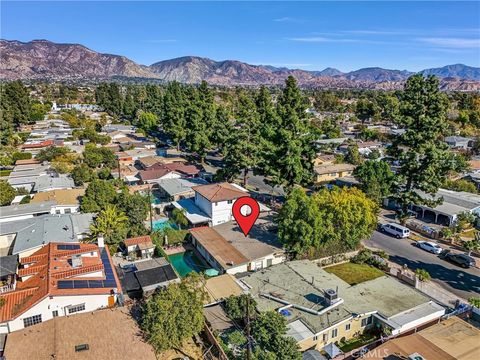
[440,250,476,268]
[380,223,410,238]
[416,241,443,254]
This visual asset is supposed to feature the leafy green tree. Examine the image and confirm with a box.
[71,163,96,186]
[224,294,257,322]
[278,187,378,256]
[377,93,399,122]
[185,87,211,162]
[137,111,158,133]
[463,238,480,256]
[442,179,477,194]
[345,144,363,165]
[391,75,467,216]
[318,116,342,139]
[141,274,207,353]
[30,102,51,122]
[1,81,31,128]
[468,297,480,308]
[162,81,186,150]
[36,146,69,162]
[0,180,16,206]
[210,105,233,150]
[265,76,315,187]
[355,99,377,124]
[83,143,116,169]
[313,91,341,112]
[171,208,188,230]
[90,204,128,248]
[415,269,431,282]
[116,191,150,235]
[354,160,395,203]
[80,179,117,212]
[222,92,261,185]
[251,311,301,360]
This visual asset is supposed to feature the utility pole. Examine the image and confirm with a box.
[246,295,252,360]
[117,157,121,180]
[147,186,153,233]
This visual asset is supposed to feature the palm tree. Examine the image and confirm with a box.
[171,208,188,230]
[90,204,129,246]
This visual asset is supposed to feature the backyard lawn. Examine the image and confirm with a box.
[325,262,384,285]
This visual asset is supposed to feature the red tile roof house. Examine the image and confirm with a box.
[138,162,202,184]
[0,240,122,334]
[123,236,155,259]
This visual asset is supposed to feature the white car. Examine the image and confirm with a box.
[416,241,443,254]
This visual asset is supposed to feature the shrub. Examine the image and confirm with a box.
[415,269,431,282]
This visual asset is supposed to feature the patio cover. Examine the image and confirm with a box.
[323,343,343,359]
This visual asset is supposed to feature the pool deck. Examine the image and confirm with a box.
[163,244,187,255]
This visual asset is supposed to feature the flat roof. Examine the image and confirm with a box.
[415,188,480,216]
[3,308,156,360]
[0,201,56,219]
[241,260,440,335]
[31,188,85,206]
[0,213,94,255]
[33,174,75,192]
[172,199,210,225]
[157,178,208,197]
[204,274,244,304]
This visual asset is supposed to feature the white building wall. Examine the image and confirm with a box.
[50,205,80,214]
[4,294,112,333]
[195,193,213,217]
[210,200,235,226]
[390,307,445,335]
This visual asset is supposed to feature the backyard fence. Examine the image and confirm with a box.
[314,250,359,267]
[204,324,229,360]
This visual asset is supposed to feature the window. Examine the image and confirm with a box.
[52,310,58,317]
[215,202,218,206]
[345,323,351,331]
[227,200,233,204]
[64,208,71,214]
[361,316,373,327]
[67,303,86,314]
[322,333,328,342]
[55,210,61,214]
[313,335,318,341]
[23,314,42,328]
[331,328,338,338]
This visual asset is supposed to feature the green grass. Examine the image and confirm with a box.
[324,262,384,285]
[338,333,378,352]
[0,169,12,176]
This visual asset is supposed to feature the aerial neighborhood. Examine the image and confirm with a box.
[1,2,480,359]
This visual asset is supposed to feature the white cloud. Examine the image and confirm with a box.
[417,37,480,49]
[286,36,364,43]
[273,17,302,23]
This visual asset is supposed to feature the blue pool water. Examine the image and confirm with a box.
[152,219,178,232]
[168,251,205,277]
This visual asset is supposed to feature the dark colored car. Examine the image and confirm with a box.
[440,250,476,268]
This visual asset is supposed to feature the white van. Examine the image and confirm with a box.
[380,223,410,238]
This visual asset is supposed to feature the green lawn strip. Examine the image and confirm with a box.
[324,262,384,285]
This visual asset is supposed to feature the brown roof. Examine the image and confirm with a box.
[192,182,246,202]
[137,155,164,168]
[3,307,157,360]
[139,162,201,181]
[314,163,356,175]
[204,274,243,304]
[124,235,153,247]
[190,227,249,269]
[469,160,480,170]
[0,243,121,323]
[31,188,85,206]
[15,159,41,165]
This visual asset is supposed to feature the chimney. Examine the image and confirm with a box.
[97,234,105,248]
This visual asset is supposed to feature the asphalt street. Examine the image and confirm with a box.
[365,230,480,300]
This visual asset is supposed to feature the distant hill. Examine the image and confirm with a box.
[1,39,479,91]
[419,64,480,81]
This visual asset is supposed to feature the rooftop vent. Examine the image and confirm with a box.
[72,255,82,268]
[408,353,425,360]
[75,344,89,352]
[324,289,338,305]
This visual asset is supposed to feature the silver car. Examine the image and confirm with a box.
[416,241,443,254]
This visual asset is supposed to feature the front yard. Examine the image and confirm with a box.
[324,262,384,285]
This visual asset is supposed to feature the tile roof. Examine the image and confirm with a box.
[31,188,85,206]
[192,182,247,202]
[138,162,201,181]
[0,243,121,323]
[124,235,153,247]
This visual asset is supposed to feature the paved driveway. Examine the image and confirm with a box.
[365,230,480,300]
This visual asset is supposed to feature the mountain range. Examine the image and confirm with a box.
[1,39,480,91]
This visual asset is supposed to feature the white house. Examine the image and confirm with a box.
[0,241,121,334]
[192,182,248,226]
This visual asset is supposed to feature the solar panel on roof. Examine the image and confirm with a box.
[87,280,104,288]
[57,244,81,250]
[73,280,88,288]
[57,280,74,289]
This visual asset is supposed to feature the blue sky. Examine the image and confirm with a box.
[2,1,479,71]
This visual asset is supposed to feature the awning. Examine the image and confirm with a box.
[323,342,343,359]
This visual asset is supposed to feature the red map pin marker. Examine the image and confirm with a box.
[232,196,260,236]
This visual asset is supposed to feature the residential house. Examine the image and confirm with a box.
[0,202,55,223]
[369,316,479,360]
[411,188,480,226]
[190,214,285,275]
[138,162,201,184]
[102,124,136,134]
[241,260,445,352]
[21,139,63,155]
[0,213,94,258]
[2,308,157,360]
[30,188,85,214]
[0,241,122,334]
[444,136,474,150]
[314,163,356,184]
[313,154,336,167]
[156,178,208,202]
[123,235,155,259]
[116,257,179,298]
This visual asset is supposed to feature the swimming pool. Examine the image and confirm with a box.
[168,251,205,277]
[152,219,178,232]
